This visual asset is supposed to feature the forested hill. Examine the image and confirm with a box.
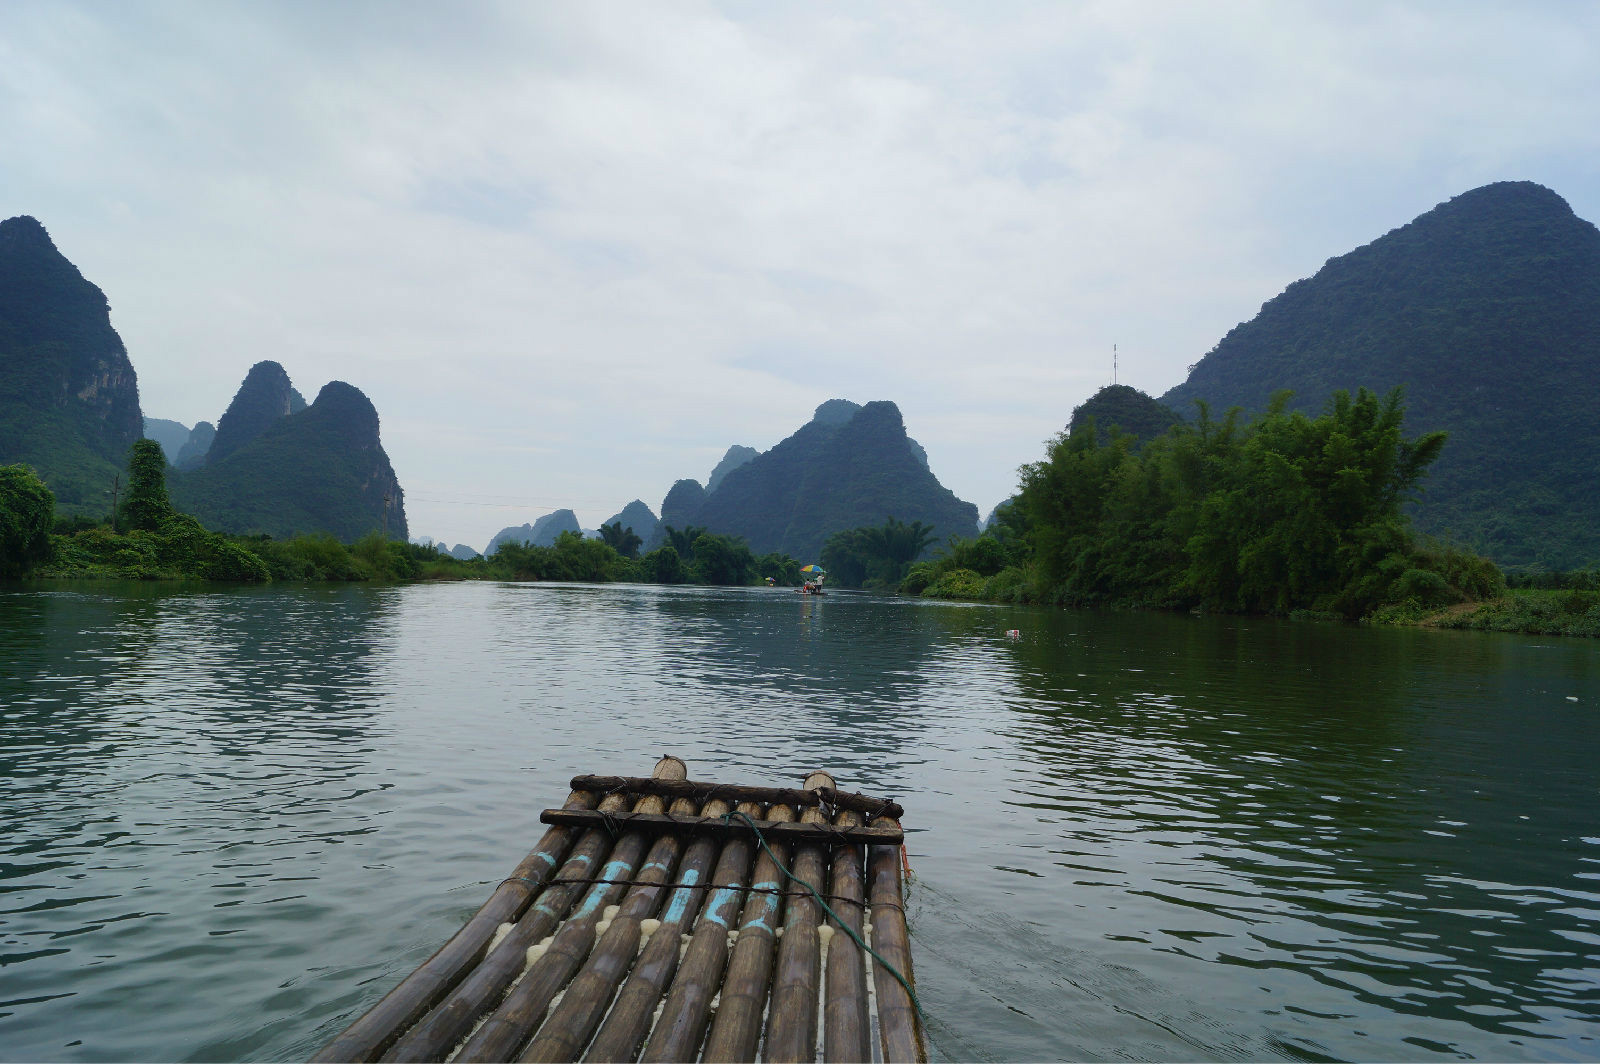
[171,381,408,541]
[204,360,307,465]
[1070,385,1181,446]
[689,399,979,561]
[1160,181,1600,569]
[0,216,143,511]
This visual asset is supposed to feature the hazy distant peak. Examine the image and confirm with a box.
[811,399,862,426]
[706,444,758,494]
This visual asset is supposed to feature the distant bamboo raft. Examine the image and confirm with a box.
[314,757,926,1063]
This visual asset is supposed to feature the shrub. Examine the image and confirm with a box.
[1,464,56,578]
[921,568,988,600]
[1393,567,1458,608]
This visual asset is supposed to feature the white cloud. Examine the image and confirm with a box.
[3,0,1598,546]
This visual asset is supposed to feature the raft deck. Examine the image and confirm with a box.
[315,757,926,1063]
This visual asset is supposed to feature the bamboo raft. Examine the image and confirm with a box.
[315,757,926,1063]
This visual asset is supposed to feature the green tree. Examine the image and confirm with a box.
[1012,387,1455,616]
[820,528,872,586]
[691,532,755,585]
[641,544,687,584]
[0,464,55,578]
[660,525,706,562]
[599,521,644,559]
[755,552,800,586]
[121,439,176,532]
[821,516,938,588]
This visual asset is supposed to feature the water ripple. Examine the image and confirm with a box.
[1,584,1598,1061]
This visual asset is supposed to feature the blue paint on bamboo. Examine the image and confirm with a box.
[533,852,593,917]
[701,884,742,928]
[663,869,701,924]
[739,879,781,931]
[574,859,633,917]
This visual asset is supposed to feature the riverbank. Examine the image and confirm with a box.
[1372,588,1600,638]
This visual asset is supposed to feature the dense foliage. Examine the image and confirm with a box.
[121,439,176,531]
[914,388,1504,620]
[1161,181,1600,569]
[1,463,54,577]
[629,526,791,586]
[598,521,644,558]
[821,517,938,589]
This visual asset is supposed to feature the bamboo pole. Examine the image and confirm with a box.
[762,771,836,1063]
[314,789,598,1063]
[518,796,727,1062]
[583,798,753,1063]
[640,801,790,1063]
[867,817,924,1064]
[569,777,903,819]
[538,810,902,846]
[453,758,690,1062]
[822,810,869,1064]
[697,798,799,1063]
[382,758,685,1062]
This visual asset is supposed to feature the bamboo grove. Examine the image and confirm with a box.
[906,388,1506,619]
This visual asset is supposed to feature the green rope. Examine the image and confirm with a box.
[724,809,927,1031]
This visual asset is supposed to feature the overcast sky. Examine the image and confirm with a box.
[5,1,1598,549]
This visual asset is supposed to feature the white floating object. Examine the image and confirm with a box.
[487,921,514,953]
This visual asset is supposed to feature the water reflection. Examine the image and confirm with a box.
[988,608,1600,1058]
[0,585,393,1063]
[2,583,1597,1062]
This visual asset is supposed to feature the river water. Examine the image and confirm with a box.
[1,581,1596,1062]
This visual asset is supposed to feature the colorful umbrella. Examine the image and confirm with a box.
[800,564,825,575]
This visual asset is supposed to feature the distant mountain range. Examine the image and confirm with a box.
[485,508,581,555]
[18,180,1600,571]
[1,214,407,541]
[1160,181,1600,569]
[142,417,191,462]
[653,399,979,561]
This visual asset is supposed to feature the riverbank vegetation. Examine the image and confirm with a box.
[3,450,805,588]
[898,388,1543,623]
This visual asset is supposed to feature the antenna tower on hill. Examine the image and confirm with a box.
[1113,343,1118,386]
